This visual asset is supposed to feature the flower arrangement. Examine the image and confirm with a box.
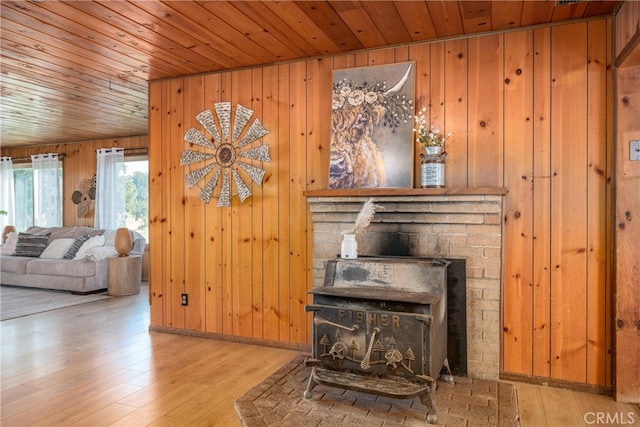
[413,106,451,148]
[332,78,413,133]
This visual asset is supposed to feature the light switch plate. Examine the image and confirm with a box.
[631,140,640,161]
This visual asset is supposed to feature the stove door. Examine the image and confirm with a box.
[307,303,433,379]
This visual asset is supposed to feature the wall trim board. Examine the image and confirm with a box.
[500,372,613,396]
[149,326,311,353]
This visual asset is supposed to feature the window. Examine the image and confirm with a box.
[13,164,33,232]
[9,155,145,236]
[123,156,149,242]
[13,161,63,232]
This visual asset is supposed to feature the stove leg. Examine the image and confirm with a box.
[426,413,438,425]
[441,357,455,385]
[421,381,438,424]
[303,369,318,399]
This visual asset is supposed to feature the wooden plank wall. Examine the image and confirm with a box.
[615,0,640,62]
[615,65,640,404]
[614,1,640,404]
[0,135,148,228]
[148,19,612,386]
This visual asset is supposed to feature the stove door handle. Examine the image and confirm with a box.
[360,327,381,371]
[313,316,359,332]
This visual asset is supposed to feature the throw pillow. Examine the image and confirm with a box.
[63,234,91,259]
[1,232,18,255]
[40,238,76,259]
[74,235,105,259]
[12,232,51,257]
[82,246,118,261]
[102,229,117,248]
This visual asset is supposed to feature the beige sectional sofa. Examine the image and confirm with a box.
[0,226,145,294]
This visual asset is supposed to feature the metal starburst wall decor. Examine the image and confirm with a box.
[181,102,271,207]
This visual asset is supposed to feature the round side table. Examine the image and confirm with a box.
[108,255,142,296]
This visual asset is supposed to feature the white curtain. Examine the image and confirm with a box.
[95,148,126,229]
[31,153,62,227]
[0,157,15,230]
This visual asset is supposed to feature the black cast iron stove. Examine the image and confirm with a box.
[304,256,452,424]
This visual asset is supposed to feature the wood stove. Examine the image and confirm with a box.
[304,256,452,424]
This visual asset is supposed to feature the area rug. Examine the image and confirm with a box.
[0,285,110,321]
[235,355,520,427]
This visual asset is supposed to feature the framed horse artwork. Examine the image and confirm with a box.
[329,62,415,189]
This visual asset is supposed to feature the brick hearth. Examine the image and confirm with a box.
[235,354,520,426]
[306,191,506,380]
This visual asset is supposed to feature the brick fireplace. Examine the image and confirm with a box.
[305,188,507,380]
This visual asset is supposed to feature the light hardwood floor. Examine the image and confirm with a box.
[512,381,639,427]
[2,284,638,426]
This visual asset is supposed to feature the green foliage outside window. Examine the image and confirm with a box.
[123,160,149,242]
[125,171,148,229]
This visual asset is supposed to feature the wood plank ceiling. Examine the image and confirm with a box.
[0,0,619,148]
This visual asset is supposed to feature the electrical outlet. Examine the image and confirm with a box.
[631,140,640,161]
[181,293,188,306]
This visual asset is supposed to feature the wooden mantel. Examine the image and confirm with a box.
[303,187,508,197]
